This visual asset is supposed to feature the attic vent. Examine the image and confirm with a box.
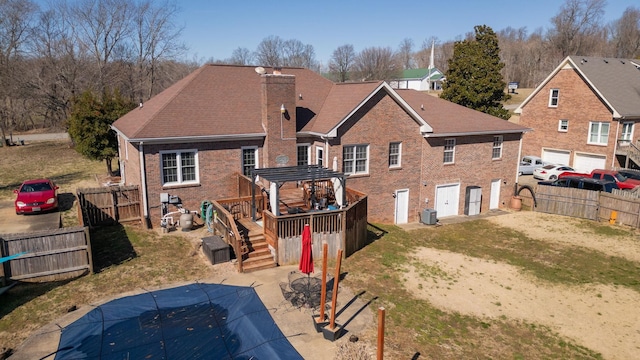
[621,60,625,64]
[603,59,608,63]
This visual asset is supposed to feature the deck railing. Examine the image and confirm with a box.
[209,200,246,272]
[261,189,368,265]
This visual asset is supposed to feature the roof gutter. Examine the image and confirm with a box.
[127,133,266,144]
[423,129,531,138]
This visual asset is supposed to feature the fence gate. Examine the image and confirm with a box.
[77,185,142,227]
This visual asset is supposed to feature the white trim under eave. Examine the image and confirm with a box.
[127,133,266,144]
[423,129,530,138]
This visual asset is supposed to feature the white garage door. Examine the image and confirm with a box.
[573,153,606,173]
[542,149,571,165]
[436,184,460,218]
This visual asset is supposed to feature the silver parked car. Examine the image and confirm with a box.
[518,155,550,175]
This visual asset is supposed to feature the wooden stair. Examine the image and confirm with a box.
[236,218,277,273]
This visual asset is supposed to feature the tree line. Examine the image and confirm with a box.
[1,0,638,140]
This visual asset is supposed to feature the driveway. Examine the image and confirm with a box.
[0,200,61,235]
[4,132,69,144]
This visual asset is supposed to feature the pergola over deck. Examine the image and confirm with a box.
[250,165,347,221]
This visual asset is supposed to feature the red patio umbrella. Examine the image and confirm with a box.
[299,224,314,274]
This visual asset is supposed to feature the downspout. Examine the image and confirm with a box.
[515,135,523,195]
[139,142,149,226]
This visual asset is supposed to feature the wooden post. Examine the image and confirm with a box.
[317,242,328,322]
[84,227,94,275]
[377,307,385,360]
[329,248,343,329]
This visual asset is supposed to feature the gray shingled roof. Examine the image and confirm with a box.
[567,56,640,118]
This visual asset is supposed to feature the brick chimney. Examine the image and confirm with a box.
[261,71,297,168]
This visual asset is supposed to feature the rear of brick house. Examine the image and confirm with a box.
[112,64,528,227]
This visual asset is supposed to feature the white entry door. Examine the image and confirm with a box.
[394,189,409,224]
[435,184,460,217]
[490,179,501,210]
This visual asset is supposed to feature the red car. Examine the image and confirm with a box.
[14,179,59,214]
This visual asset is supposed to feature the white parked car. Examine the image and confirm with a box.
[533,164,575,181]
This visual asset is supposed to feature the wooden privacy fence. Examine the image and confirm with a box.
[534,185,640,227]
[598,192,640,228]
[535,185,599,220]
[77,185,142,227]
[1,227,92,282]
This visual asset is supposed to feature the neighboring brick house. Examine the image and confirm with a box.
[112,64,527,227]
[515,56,640,172]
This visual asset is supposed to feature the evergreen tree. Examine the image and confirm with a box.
[67,90,136,175]
[441,25,511,120]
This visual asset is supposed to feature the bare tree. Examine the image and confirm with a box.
[255,35,283,66]
[611,7,640,58]
[547,0,607,57]
[353,46,400,81]
[132,0,185,101]
[282,39,317,69]
[0,0,38,141]
[29,7,83,129]
[328,44,355,82]
[498,27,530,86]
[227,47,254,65]
[66,0,134,92]
[397,38,414,69]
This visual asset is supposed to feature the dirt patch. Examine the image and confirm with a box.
[487,211,640,263]
[403,211,640,360]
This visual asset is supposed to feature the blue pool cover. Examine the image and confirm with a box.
[54,283,303,359]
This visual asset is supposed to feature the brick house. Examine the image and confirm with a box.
[112,64,527,227]
[515,56,640,172]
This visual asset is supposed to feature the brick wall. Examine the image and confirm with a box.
[422,133,521,216]
[261,74,297,168]
[519,67,619,167]
[142,140,263,226]
[326,91,521,223]
[331,91,423,223]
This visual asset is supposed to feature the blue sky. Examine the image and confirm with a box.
[179,0,637,65]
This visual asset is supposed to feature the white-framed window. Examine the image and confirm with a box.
[315,146,324,167]
[161,150,198,186]
[549,89,559,107]
[443,138,455,164]
[558,119,568,132]
[389,142,402,168]
[241,147,258,176]
[621,122,634,145]
[588,122,610,145]
[492,136,503,160]
[343,144,369,175]
[297,144,310,165]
